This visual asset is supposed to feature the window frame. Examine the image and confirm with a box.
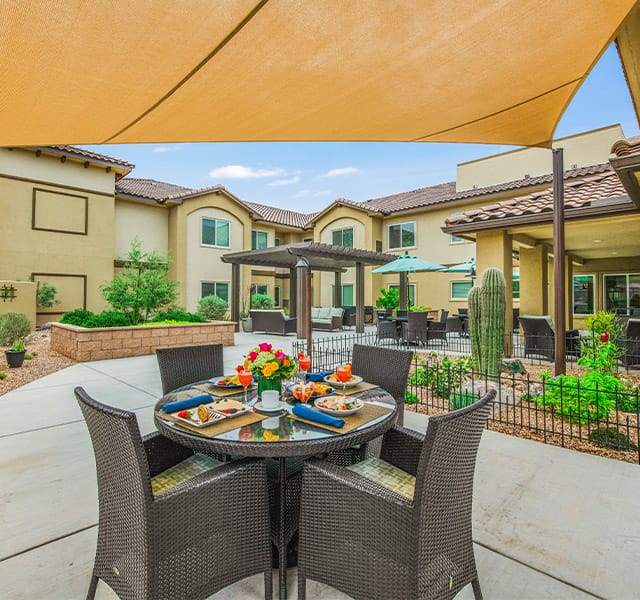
[251,229,269,250]
[603,272,640,315]
[450,280,473,301]
[331,227,354,248]
[250,283,269,296]
[200,281,230,303]
[388,282,416,307]
[573,274,595,316]
[201,217,230,248]
[387,221,416,250]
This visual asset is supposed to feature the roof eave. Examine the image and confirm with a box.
[30,146,133,179]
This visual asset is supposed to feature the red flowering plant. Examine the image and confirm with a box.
[243,342,298,381]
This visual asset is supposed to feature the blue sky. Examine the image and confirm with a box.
[85,44,639,213]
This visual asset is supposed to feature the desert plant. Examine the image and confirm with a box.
[449,389,478,410]
[11,339,25,352]
[60,309,95,327]
[407,354,472,400]
[376,287,399,310]
[251,293,274,309]
[580,311,624,374]
[88,310,130,328]
[0,312,31,345]
[469,267,506,377]
[101,238,178,325]
[198,295,229,321]
[151,308,206,323]
[36,281,60,309]
[0,372,6,380]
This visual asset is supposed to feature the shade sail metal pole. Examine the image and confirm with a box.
[553,148,566,375]
[356,262,365,333]
[334,271,342,307]
[289,268,297,318]
[306,267,313,356]
[296,257,309,343]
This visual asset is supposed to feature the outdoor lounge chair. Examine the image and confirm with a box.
[519,315,580,361]
[402,311,429,345]
[426,311,448,345]
[250,309,297,335]
[297,390,495,600]
[621,318,640,368]
[75,387,273,600]
[156,343,223,394]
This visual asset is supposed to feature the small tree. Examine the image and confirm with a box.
[251,293,274,309]
[198,295,229,321]
[100,238,178,325]
[36,282,60,309]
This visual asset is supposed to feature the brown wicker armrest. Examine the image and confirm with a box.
[142,431,194,477]
[380,425,424,476]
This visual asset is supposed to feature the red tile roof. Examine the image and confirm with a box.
[243,201,316,229]
[611,135,640,157]
[40,145,134,170]
[445,168,628,229]
[116,178,193,201]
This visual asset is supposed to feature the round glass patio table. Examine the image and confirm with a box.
[154,384,397,600]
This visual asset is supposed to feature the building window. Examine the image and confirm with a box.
[341,284,354,306]
[451,280,473,300]
[388,222,415,249]
[274,238,281,247]
[332,227,354,248]
[573,275,595,316]
[201,218,230,247]
[604,273,640,315]
[252,230,268,250]
[274,285,281,307]
[389,283,416,306]
[201,281,229,303]
[512,276,520,300]
[250,283,268,296]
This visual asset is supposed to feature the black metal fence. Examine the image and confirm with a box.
[294,333,640,463]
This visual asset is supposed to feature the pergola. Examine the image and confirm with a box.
[222,242,398,345]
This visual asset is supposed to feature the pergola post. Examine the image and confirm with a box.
[296,256,310,344]
[355,262,365,333]
[334,271,342,307]
[289,268,297,318]
[231,263,240,332]
[553,148,566,374]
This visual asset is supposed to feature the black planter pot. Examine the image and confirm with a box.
[5,350,25,368]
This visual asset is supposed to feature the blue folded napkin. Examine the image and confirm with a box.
[162,394,211,413]
[306,370,333,382]
[292,403,344,428]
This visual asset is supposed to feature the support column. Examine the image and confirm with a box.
[552,148,566,374]
[289,268,297,318]
[231,263,240,332]
[296,258,310,342]
[476,229,513,355]
[334,271,342,308]
[399,272,408,310]
[519,245,549,317]
[565,256,574,330]
[355,262,365,333]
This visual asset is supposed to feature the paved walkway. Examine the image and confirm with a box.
[1,331,638,599]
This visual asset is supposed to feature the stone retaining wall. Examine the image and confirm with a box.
[51,321,234,361]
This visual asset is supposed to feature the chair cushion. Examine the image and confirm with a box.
[151,453,222,496]
[346,457,415,499]
[330,308,344,318]
[318,307,332,319]
[311,307,321,318]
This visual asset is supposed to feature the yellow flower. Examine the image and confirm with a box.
[261,361,280,377]
[264,430,279,442]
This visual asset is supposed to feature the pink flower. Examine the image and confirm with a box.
[259,343,272,352]
[249,351,259,361]
[276,351,286,361]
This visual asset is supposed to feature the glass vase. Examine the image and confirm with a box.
[257,376,282,399]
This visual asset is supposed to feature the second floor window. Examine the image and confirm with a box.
[332,227,354,248]
[202,218,230,248]
[388,222,415,249]
[252,230,268,249]
[201,281,229,302]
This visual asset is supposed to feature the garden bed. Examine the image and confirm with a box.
[50,321,234,361]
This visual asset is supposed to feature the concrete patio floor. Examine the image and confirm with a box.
[1,330,638,599]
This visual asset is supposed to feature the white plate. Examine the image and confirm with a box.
[314,396,364,416]
[323,374,364,389]
[208,399,252,418]
[254,400,287,413]
[172,405,226,428]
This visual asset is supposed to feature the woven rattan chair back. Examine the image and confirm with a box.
[351,344,412,422]
[440,309,449,323]
[156,343,224,394]
[406,311,429,344]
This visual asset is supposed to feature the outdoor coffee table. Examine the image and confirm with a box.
[154,384,397,599]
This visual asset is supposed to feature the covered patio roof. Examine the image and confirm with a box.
[222,242,398,345]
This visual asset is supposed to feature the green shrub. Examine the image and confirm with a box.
[0,312,31,345]
[36,282,59,308]
[61,309,95,327]
[139,320,197,326]
[251,293,274,309]
[151,308,206,323]
[0,372,6,380]
[88,310,130,328]
[198,295,229,321]
[404,391,419,405]
[450,390,477,410]
[24,353,34,360]
[11,339,25,352]
[588,426,637,451]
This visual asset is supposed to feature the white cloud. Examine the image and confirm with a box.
[209,165,284,179]
[268,176,301,187]
[322,166,359,177]
[313,189,332,197]
[153,146,182,153]
[293,190,311,199]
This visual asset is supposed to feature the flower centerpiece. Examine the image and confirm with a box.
[244,342,298,398]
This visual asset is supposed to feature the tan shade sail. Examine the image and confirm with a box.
[0,0,636,147]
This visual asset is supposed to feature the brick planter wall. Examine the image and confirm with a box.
[51,321,235,362]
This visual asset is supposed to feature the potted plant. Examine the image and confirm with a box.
[240,294,252,332]
[376,287,400,315]
[5,338,26,368]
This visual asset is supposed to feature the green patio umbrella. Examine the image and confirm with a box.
[372,252,445,274]
[442,258,476,274]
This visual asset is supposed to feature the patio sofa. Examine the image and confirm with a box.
[250,310,297,335]
[519,315,579,361]
[311,307,344,331]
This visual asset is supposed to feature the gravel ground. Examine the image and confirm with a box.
[0,330,76,396]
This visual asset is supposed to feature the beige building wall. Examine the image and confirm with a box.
[456,125,623,192]
[114,200,169,256]
[0,281,37,330]
[0,150,116,316]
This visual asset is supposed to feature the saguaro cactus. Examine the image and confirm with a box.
[468,267,506,377]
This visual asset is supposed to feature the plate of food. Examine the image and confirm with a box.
[314,395,365,416]
[323,373,364,389]
[208,398,252,418]
[172,404,227,428]
[284,381,334,402]
[208,374,249,389]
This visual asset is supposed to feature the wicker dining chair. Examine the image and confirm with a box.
[76,386,272,600]
[403,311,429,345]
[298,390,495,600]
[156,343,224,394]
